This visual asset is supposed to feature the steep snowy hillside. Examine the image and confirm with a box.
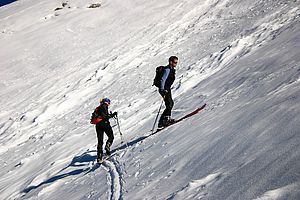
[1,0,300,199]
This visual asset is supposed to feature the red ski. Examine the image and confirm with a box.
[151,103,206,135]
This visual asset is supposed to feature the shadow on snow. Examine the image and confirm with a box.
[21,135,149,194]
[22,150,98,194]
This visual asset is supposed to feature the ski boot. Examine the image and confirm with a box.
[166,116,175,125]
[158,116,175,128]
[97,152,103,163]
[158,116,169,128]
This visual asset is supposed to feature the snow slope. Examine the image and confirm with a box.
[1,0,300,199]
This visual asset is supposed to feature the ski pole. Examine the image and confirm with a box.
[151,96,165,133]
[114,114,124,144]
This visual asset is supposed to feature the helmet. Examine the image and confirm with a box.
[100,98,111,105]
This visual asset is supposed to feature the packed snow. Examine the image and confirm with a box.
[1,0,300,199]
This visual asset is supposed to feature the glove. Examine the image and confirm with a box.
[111,112,117,118]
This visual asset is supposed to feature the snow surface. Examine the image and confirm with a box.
[1,0,300,199]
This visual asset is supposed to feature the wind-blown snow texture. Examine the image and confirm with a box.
[1,0,300,199]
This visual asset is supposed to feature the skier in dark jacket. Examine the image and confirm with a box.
[158,56,178,128]
[92,98,117,161]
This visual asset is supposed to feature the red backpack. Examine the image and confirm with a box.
[90,107,103,124]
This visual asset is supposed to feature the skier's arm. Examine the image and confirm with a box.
[160,68,170,91]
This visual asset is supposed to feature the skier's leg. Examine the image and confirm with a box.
[161,90,173,116]
[166,90,174,116]
[159,90,174,127]
[104,125,114,155]
[96,125,104,159]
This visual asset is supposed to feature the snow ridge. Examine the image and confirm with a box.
[167,172,222,200]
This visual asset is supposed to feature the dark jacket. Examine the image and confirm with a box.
[160,65,176,90]
[94,103,112,125]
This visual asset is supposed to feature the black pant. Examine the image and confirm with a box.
[96,122,114,156]
[160,89,174,116]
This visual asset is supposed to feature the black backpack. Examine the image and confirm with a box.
[153,66,165,87]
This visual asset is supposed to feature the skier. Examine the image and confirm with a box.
[91,98,117,162]
[157,56,178,128]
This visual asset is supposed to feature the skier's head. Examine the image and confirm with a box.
[168,56,178,68]
[100,98,111,105]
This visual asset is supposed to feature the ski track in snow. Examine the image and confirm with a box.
[18,150,126,200]
[102,157,124,200]
[85,150,126,200]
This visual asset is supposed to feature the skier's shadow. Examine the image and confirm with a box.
[111,134,151,154]
[22,150,97,194]
[23,132,154,194]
